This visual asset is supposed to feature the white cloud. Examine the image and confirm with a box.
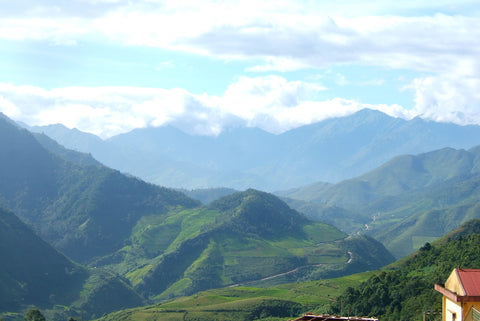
[1,0,480,130]
[408,72,480,125]
[2,2,479,73]
[0,77,410,138]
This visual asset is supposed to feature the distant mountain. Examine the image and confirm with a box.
[33,131,102,167]
[27,109,480,191]
[278,146,480,258]
[0,206,143,320]
[180,187,238,204]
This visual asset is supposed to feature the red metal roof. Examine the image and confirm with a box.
[458,269,480,296]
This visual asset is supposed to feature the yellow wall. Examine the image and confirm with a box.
[443,299,480,321]
[446,270,466,296]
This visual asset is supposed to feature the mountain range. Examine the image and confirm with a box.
[0,114,394,319]
[27,109,480,191]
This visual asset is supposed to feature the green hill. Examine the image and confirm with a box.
[0,115,200,263]
[0,206,144,321]
[95,189,393,301]
[279,147,480,258]
[96,219,480,321]
[328,219,480,321]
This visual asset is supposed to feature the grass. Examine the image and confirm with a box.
[125,264,153,286]
[95,271,374,321]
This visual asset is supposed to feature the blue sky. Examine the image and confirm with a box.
[0,0,479,137]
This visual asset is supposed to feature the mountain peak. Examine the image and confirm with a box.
[210,189,309,237]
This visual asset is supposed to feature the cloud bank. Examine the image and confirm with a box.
[2,74,475,138]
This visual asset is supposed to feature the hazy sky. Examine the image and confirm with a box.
[1,0,479,137]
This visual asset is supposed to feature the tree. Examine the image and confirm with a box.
[24,309,46,321]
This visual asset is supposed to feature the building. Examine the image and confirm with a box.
[290,314,378,321]
[435,268,480,321]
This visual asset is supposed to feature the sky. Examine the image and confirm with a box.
[0,0,480,138]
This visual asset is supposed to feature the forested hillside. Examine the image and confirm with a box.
[0,206,144,320]
[329,219,480,321]
[0,115,200,262]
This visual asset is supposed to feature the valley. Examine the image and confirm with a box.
[2,2,478,321]
[1,111,480,321]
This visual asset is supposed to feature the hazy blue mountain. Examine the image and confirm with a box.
[33,132,102,167]
[180,187,238,204]
[278,146,480,258]
[29,123,105,153]
[28,109,480,191]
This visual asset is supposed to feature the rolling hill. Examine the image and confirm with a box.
[94,189,394,301]
[278,146,480,258]
[94,219,480,321]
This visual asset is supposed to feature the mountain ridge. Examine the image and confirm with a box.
[278,146,480,258]
[26,108,480,191]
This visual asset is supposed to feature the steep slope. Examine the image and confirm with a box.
[33,131,102,167]
[0,206,86,311]
[329,219,480,321]
[29,109,480,191]
[0,206,144,319]
[101,190,394,301]
[0,115,200,263]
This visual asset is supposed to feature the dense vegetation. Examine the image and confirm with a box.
[0,206,144,321]
[0,115,200,263]
[329,219,480,321]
